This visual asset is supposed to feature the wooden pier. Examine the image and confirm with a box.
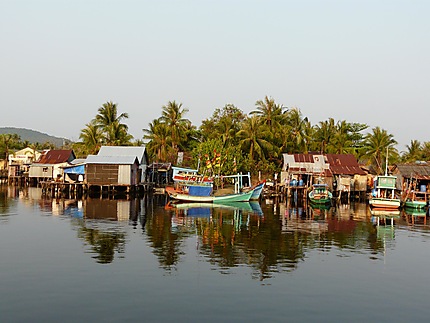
[40,181,154,198]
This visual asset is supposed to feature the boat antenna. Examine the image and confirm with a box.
[385,146,389,176]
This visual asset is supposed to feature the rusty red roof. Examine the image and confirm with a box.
[324,154,366,176]
[36,150,75,164]
[288,153,365,176]
[292,154,314,163]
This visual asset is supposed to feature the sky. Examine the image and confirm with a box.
[1,0,429,153]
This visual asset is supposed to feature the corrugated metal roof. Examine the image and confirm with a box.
[71,158,86,165]
[395,163,430,180]
[293,154,314,163]
[325,154,366,175]
[86,155,139,165]
[36,150,75,164]
[98,146,146,163]
[284,153,366,176]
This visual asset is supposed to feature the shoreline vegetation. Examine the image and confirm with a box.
[1,97,429,178]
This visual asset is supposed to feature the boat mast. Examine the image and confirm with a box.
[385,146,389,176]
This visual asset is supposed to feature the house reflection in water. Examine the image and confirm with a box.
[71,198,147,264]
[83,198,141,221]
[76,198,146,264]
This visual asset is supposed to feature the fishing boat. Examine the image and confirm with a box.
[172,166,213,185]
[308,184,333,205]
[242,180,266,200]
[165,184,255,203]
[369,149,401,210]
[369,175,401,210]
[402,190,428,210]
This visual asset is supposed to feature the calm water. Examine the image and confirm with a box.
[1,186,430,322]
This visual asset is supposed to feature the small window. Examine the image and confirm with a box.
[42,167,48,173]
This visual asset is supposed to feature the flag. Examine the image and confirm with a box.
[215,153,221,167]
[206,158,212,169]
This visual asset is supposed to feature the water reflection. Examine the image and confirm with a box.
[402,208,429,227]
[3,185,430,277]
[0,186,21,222]
[77,225,126,264]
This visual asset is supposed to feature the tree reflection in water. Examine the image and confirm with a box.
[163,202,307,280]
[77,226,126,264]
[152,200,386,280]
[145,204,185,271]
[4,185,418,276]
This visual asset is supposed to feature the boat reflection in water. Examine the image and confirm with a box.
[370,207,401,226]
[280,202,330,234]
[6,186,414,278]
[403,207,429,225]
[170,201,264,233]
[171,201,263,217]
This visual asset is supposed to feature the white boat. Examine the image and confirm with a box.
[369,175,401,210]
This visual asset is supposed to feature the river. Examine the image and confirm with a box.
[1,186,430,322]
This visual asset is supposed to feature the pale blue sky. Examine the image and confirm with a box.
[1,0,429,152]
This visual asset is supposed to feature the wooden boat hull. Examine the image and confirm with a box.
[166,186,254,203]
[403,200,427,210]
[249,181,265,200]
[369,197,401,209]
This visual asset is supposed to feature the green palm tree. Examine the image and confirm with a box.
[362,126,398,174]
[421,141,430,161]
[160,101,190,151]
[285,107,309,153]
[95,101,131,145]
[331,120,354,154]
[105,121,134,146]
[251,96,285,131]
[237,115,274,162]
[313,118,336,153]
[0,133,20,160]
[143,119,173,162]
[78,121,104,155]
[402,140,422,162]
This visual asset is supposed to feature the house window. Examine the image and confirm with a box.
[42,167,48,173]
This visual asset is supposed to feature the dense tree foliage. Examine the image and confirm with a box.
[140,96,424,176]
[3,97,430,177]
[73,101,135,157]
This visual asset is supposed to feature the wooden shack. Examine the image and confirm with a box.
[96,146,148,183]
[85,155,140,187]
[392,162,430,193]
[281,153,367,201]
[325,154,367,200]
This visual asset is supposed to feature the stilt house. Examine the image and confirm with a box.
[29,149,76,184]
[281,153,367,199]
[96,146,149,183]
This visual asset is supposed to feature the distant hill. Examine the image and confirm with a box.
[0,127,69,147]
